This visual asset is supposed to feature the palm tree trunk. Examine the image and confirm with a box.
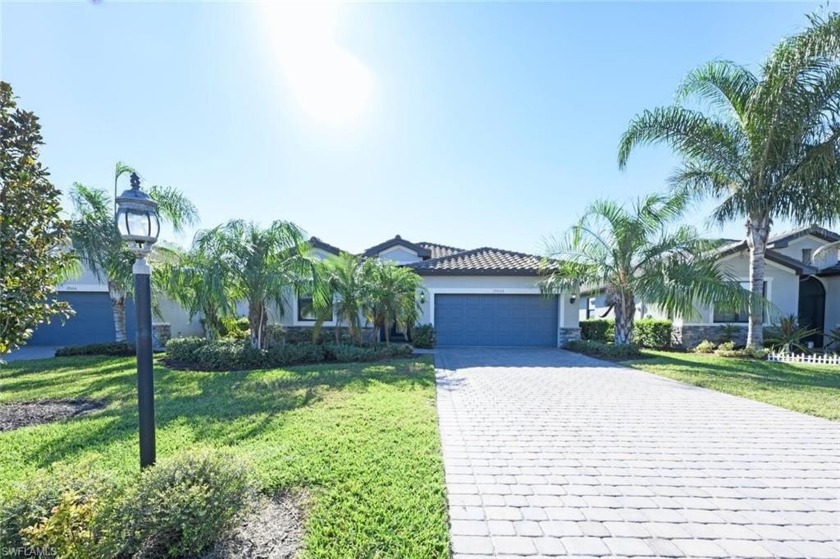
[746,215,770,348]
[248,302,267,349]
[613,293,636,345]
[109,281,128,343]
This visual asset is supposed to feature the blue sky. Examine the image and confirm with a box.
[1,1,821,254]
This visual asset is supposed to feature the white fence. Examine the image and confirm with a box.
[767,352,840,366]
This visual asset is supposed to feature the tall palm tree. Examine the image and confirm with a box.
[194,220,323,349]
[618,11,840,347]
[540,194,750,345]
[363,260,422,344]
[69,166,198,342]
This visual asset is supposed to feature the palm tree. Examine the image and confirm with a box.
[618,11,840,347]
[69,165,198,342]
[313,252,368,344]
[153,244,230,339]
[363,260,422,344]
[193,220,323,349]
[540,194,750,345]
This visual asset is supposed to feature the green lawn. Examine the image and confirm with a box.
[0,356,449,558]
[628,351,840,421]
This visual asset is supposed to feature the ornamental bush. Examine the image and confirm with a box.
[164,336,207,363]
[579,319,614,342]
[55,342,135,357]
[110,450,258,558]
[693,339,717,354]
[165,337,414,371]
[411,324,435,349]
[564,339,642,360]
[633,319,672,349]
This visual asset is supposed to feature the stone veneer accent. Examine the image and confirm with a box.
[558,327,581,347]
[152,323,172,349]
[672,324,748,349]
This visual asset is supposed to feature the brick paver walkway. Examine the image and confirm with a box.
[435,348,840,558]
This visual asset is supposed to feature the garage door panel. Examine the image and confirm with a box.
[29,293,136,346]
[435,294,558,347]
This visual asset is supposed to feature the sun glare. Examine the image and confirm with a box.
[257,2,374,124]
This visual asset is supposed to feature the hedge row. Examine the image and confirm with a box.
[564,339,643,360]
[165,337,413,371]
[580,319,672,349]
[55,342,136,357]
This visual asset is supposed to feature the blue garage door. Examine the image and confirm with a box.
[29,292,135,346]
[434,294,558,347]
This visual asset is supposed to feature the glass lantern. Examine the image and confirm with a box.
[115,172,160,256]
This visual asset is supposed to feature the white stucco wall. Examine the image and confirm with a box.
[773,235,839,268]
[822,276,840,335]
[377,246,424,264]
[676,252,800,326]
[417,275,577,330]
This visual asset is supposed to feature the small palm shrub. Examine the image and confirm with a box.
[411,324,435,349]
[109,450,258,558]
[693,340,717,353]
[765,315,820,353]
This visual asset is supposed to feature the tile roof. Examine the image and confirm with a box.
[309,236,343,256]
[767,225,840,247]
[362,235,431,258]
[417,242,465,260]
[715,241,819,275]
[406,247,547,276]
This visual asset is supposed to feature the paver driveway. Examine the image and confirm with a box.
[435,348,840,558]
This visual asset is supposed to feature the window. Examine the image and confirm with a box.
[297,295,332,322]
[713,281,766,323]
[802,248,813,265]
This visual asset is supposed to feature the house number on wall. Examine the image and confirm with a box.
[492,289,505,293]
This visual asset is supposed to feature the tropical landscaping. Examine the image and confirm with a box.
[1,6,840,559]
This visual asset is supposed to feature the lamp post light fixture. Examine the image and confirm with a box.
[116,172,160,469]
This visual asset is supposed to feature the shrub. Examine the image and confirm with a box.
[693,340,717,354]
[164,337,208,363]
[192,339,266,371]
[219,316,250,341]
[109,450,258,558]
[716,340,736,353]
[633,319,672,349]
[715,346,770,360]
[55,342,135,357]
[412,324,435,349]
[266,342,326,365]
[20,491,99,559]
[580,319,614,342]
[323,343,413,363]
[0,463,116,556]
[564,339,642,360]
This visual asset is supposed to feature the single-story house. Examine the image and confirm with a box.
[580,225,840,348]
[306,235,580,347]
[30,234,580,348]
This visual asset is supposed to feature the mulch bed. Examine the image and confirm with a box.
[203,490,307,559]
[0,399,103,432]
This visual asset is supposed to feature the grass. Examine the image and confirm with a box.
[0,355,449,558]
[627,350,840,421]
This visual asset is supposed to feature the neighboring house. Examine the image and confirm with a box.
[580,225,840,349]
[297,235,580,347]
[31,234,579,349]
[28,264,203,346]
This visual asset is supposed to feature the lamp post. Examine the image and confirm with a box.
[115,172,160,469]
